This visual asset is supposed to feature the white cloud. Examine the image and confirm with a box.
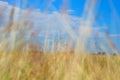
[67,9,75,14]
[0,1,8,6]
[0,1,119,53]
[1,1,119,40]
[109,34,120,37]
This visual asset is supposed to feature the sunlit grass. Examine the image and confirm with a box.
[0,0,119,80]
[0,52,120,80]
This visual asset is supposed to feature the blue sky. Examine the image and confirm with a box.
[3,0,119,36]
[3,0,120,32]
[3,0,120,16]
[1,0,120,53]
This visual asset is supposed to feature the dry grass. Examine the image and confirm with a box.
[0,52,120,80]
[0,1,119,80]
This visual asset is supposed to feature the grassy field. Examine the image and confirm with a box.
[0,1,120,80]
[0,52,120,80]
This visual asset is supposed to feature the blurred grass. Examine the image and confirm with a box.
[0,1,120,80]
[0,52,120,80]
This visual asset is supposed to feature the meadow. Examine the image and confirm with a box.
[0,0,120,80]
[0,52,120,80]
